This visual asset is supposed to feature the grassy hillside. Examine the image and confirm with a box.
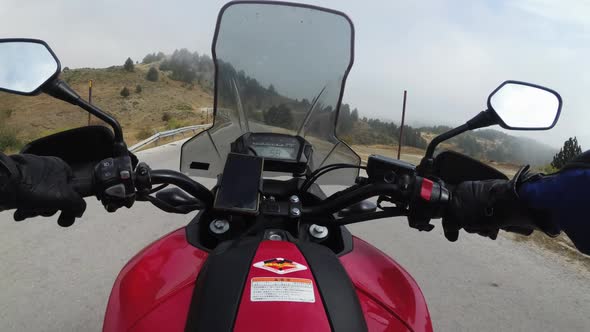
[0,53,556,169]
[0,63,213,152]
[338,120,555,167]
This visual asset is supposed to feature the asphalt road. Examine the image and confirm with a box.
[0,141,589,331]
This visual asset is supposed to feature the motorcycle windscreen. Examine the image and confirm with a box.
[180,2,360,186]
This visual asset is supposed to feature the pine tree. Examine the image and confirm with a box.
[146,67,159,82]
[124,57,134,72]
[551,137,582,169]
[351,108,359,122]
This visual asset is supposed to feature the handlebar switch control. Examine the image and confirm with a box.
[95,156,136,212]
[367,155,416,183]
[105,184,126,199]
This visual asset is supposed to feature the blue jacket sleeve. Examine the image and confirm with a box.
[518,169,590,255]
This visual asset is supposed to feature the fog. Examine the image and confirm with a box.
[1,0,588,148]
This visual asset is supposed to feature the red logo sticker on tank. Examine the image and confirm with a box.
[253,258,308,275]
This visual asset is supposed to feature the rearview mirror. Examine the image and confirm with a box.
[488,81,562,130]
[0,39,60,95]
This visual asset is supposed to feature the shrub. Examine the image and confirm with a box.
[146,67,159,82]
[161,112,172,122]
[175,103,193,111]
[263,104,294,129]
[542,164,559,174]
[0,109,13,120]
[120,87,130,97]
[135,128,153,140]
[135,85,142,93]
[0,125,22,152]
[124,57,134,72]
[165,118,182,130]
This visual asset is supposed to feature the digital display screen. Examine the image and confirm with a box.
[249,134,300,161]
[214,153,263,213]
[253,145,297,160]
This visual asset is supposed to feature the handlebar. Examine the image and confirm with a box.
[150,169,214,206]
[75,156,449,225]
[303,175,450,223]
[302,183,403,215]
[70,160,214,207]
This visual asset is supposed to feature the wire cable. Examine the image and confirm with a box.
[300,164,366,193]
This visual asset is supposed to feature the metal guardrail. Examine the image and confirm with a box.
[129,124,210,152]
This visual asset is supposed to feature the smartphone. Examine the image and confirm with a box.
[214,153,264,214]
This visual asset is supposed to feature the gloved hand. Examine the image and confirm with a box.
[442,166,545,241]
[0,153,86,227]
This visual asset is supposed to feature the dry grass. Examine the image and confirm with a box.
[508,232,590,272]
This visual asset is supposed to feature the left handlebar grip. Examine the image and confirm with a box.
[71,175,95,197]
[70,163,97,197]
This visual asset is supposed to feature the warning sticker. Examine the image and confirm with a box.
[253,258,307,275]
[250,277,315,303]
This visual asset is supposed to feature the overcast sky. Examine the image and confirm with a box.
[1,0,588,148]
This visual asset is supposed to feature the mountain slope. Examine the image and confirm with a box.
[0,63,213,150]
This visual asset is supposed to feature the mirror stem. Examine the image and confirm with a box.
[418,110,498,175]
[43,79,127,154]
[465,110,498,131]
[423,123,469,160]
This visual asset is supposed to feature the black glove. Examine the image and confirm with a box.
[442,166,540,241]
[0,153,86,227]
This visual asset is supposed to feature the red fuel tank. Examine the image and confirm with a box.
[340,237,433,332]
[102,228,208,332]
[103,229,432,331]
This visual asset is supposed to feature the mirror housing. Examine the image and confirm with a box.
[0,39,60,95]
[418,80,562,176]
[488,80,562,130]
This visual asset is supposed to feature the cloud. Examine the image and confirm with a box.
[510,0,590,27]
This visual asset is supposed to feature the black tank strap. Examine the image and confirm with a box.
[297,241,368,332]
[184,237,261,332]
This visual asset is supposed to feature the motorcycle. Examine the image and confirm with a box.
[0,1,562,331]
